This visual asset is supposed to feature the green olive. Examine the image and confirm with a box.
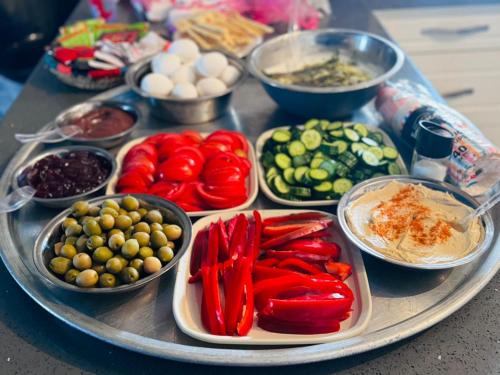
[166,241,175,250]
[120,267,140,284]
[83,219,102,236]
[150,222,163,232]
[108,233,125,251]
[129,258,144,274]
[163,224,182,240]
[137,208,148,218]
[134,222,150,234]
[157,246,174,263]
[118,208,128,216]
[49,257,72,275]
[79,216,96,226]
[72,252,92,270]
[114,254,129,267]
[115,214,133,230]
[121,239,139,259]
[138,246,154,259]
[132,232,150,247]
[143,256,162,274]
[105,257,124,274]
[72,201,89,217]
[127,211,141,225]
[53,242,64,256]
[99,214,115,230]
[62,218,78,230]
[122,195,140,211]
[75,235,89,252]
[60,244,77,259]
[150,230,168,249]
[64,269,80,284]
[88,205,100,216]
[100,207,119,218]
[123,227,134,240]
[86,235,104,250]
[92,264,106,275]
[93,246,114,263]
[99,273,116,288]
[146,210,163,224]
[64,236,78,246]
[76,269,98,287]
[108,229,124,238]
[102,199,120,212]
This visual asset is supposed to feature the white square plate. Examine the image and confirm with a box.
[106,133,258,217]
[173,209,372,345]
[255,125,408,207]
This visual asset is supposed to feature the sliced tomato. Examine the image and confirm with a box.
[117,186,147,194]
[199,141,231,160]
[122,157,156,176]
[204,133,238,150]
[205,182,247,198]
[207,130,248,153]
[143,133,182,146]
[148,181,186,201]
[181,130,204,145]
[157,137,192,161]
[124,143,158,164]
[203,165,244,186]
[116,172,149,191]
[177,202,205,212]
[204,152,244,172]
[195,183,246,209]
[176,181,205,207]
[175,146,205,167]
[156,158,199,182]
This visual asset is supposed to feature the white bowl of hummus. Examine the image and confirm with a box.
[337,176,494,269]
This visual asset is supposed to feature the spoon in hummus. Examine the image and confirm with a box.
[450,181,500,232]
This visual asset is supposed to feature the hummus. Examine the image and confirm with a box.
[345,181,484,264]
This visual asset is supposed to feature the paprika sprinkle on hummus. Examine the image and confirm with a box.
[345,181,484,264]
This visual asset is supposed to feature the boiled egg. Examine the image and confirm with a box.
[151,53,181,77]
[171,82,198,99]
[140,73,173,97]
[195,52,228,78]
[168,39,200,63]
[219,65,240,86]
[196,77,227,96]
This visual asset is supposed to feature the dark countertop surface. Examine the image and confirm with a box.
[0,1,498,374]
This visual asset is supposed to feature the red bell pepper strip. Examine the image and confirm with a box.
[261,221,332,249]
[262,212,329,226]
[300,229,332,240]
[207,223,219,266]
[253,264,303,282]
[277,240,341,258]
[218,219,230,262]
[201,266,222,334]
[264,250,331,263]
[263,223,314,237]
[252,210,262,262]
[245,222,256,258]
[276,258,324,275]
[228,214,248,259]
[237,261,255,336]
[257,314,340,334]
[224,259,246,335]
[324,261,352,281]
[190,229,207,276]
[256,258,279,267]
[225,216,238,239]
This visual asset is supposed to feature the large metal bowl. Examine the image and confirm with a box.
[33,194,193,294]
[248,29,404,118]
[12,145,116,208]
[126,54,247,124]
[54,100,141,149]
[337,175,494,270]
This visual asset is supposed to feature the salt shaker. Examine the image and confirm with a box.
[411,120,455,181]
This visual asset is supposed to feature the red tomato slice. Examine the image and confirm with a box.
[177,202,205,212]
[143,133,182,146]
[199,141,231,160]
[116,172,149,191]
[156,159,199,182]
[148,181,186,200]
[157,138,192,161]
[122,157,156,176]
[204,133,238,150]
[204,151,242,172]
[195,183,247,209]
[124,143,158,164]
[205,183,247,198]
[175,146,205,166]
[176,181,205,207]
[203,165,244,186]
[208,130,248,153]
[181,130,204,145]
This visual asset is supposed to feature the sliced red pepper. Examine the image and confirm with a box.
[190,229,207,276]
[253,264,303,282]
[257,313,340,334]
[228,214,248,259]
[245,222,256,258]
[276,258,324,275]
[324,261,352,281]
[207,223,219,266]
[237,260,254,336]
[256,258,279,267]
[277,240,341,258]
[263,223,314,237]
[261,221,332,249]
[223,258,246,335]
[301,229,333,240]
[262,212,329,226]
[252,210,262,263]
[201,265,226,335]
[218,219,230,262]
[264,250,331,263]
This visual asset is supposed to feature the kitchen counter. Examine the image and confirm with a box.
[0,0,498,374]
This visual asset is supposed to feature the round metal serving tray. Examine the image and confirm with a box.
[0,87,498,366]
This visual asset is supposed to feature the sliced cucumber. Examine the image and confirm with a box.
[261,151,275,168]
[328,121,343,131]
[344,128,360,142]
[339,151,358,169]
[320,142,339,156]
[288,140,306,157]
[300,129,322,150]
[273,175,290,195]
[272,130,291,143]
[313,181,333,198]
[335,162,349,177]
[266,174,276,188]
[351,142,368,155]
[290,186,312,198]
[302,171,315,187]
[310,158,325,169]
[266,166,279,179]
[319,160,337,176]
[331,140,348,154]
[320,119,330,130]
[362,151,379,167]
[292,155,308,168]
[368,146,384,161]
[388,162,402,175]
[333,178,353,195]
[294,166,309,183]
[383,146,399,160]
[309,168,329,181]
[329,130,344,138]
[275,153,292,169]
[313,151,326,160]
[362,137,378,147]
[274,144,288,154]
[304,119,320,129]
[353,123,369,137]
[368,131,384,144]
[283,167,296,185]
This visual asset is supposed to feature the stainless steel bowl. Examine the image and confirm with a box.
[33,194,192,294]
[126,55,247,124]
[12,145,116,208]
[337,175,494,270]
[248,29,405,118]
[54,100,141,149]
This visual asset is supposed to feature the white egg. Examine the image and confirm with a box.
[168,39,200,63]
[195,52,228,78]
[172,82,198,99]
[196,77,227,96]
[171,65,196,84]
[140,73,173,97]
[219,65,240,86]
[151,53,181,76]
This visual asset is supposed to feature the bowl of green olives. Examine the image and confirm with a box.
[33,194,192,293]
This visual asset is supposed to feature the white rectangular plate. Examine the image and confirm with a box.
[256,125,408,207]
[106,133,258,217]
[173,209,372,345]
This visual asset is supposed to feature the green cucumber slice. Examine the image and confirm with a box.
[333,178,353,195]
[368,146,384,160]
[353,123,369,137]
[292,155,308,168]
[300,129,322,150]
[319,160,337,176]
[261,151,275,168]
[362,151,379,166]
[290,186,312,198]
[310,158,324,169]
[344,128,360,142]
[288,140,306,157]
[362,137,378,147]
[272,130,291,143]
[283,167,296,185]
[339,151,358,169]
[275,153,292,169]
[328,121,343,131]
[320,120,330,130]
[335,162,349,177]
[368,131,384,144]
[273,175,290,195]
[331,140,348,154]
[290,126,301,140]
[304,119,320,129]
[266,167,279,179]
[329,130,344,138]
[313,181,334,198]
[388,162,402,175]
[351,142,368,155]
[383,146,399,160]
[294,166,309,183]
[320,142,339,156]
[309,168,329,181]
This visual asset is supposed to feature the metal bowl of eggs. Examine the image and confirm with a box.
[126,39,247,124]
